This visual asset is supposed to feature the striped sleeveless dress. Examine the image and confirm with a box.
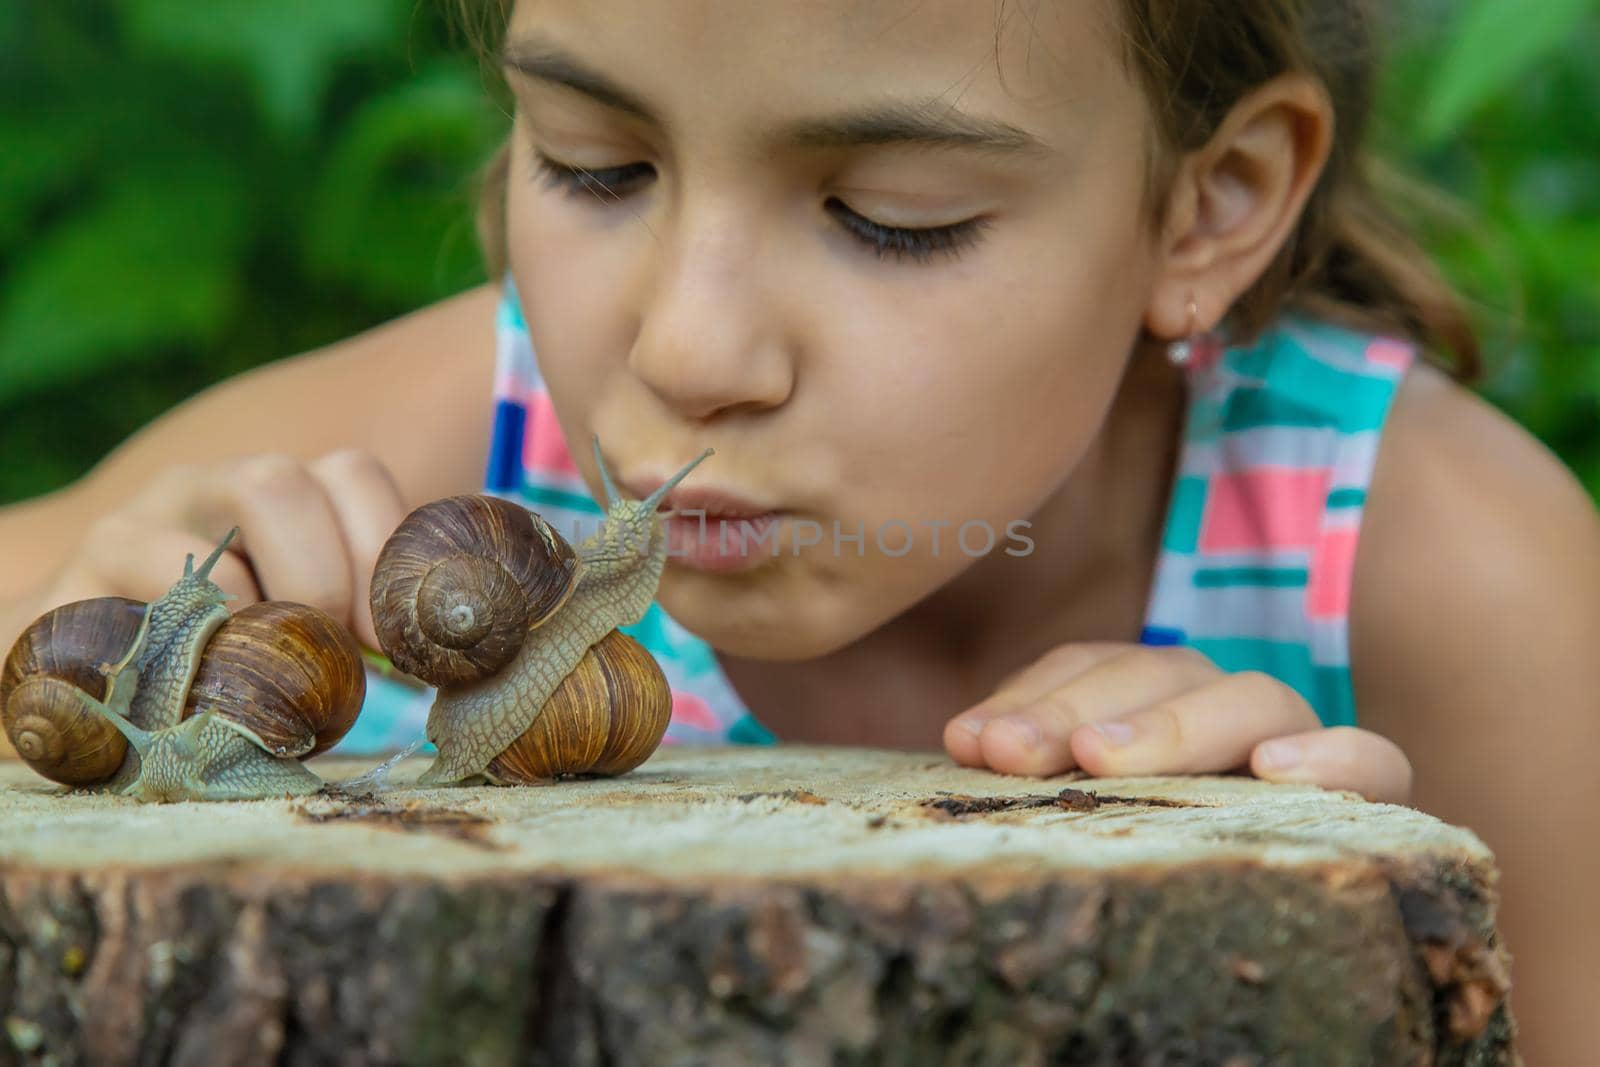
[329,278,1415,755]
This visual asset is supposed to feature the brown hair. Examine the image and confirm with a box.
[452,0,1482,381]
[1114,1,1480,379]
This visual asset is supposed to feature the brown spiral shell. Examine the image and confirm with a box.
[0,597,147,785]
[183,601,365,759]
[486,629,673,783]
[370,495,582,687]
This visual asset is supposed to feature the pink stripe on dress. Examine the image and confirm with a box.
[1364,338,1414,373]
[522,389,581,477]
[1199,467,1333,552]
[668,692,722,732]
[1307,526,1361,619]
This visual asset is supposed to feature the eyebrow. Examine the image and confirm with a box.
[499,36,1054,160]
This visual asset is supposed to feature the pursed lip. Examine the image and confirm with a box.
[619,473,780,519]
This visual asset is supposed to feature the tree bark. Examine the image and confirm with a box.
[0,746,1515,1066]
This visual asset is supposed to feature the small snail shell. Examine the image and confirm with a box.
[183,601,364,759]
[486,628,672,783]
[0,597,147,785]
[370,495,580,687]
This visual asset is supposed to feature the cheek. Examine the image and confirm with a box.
[826,218,1152,539]
[743,244,1146,656]
[505,160,627,412]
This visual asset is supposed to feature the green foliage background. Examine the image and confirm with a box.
[0,0,1596,506]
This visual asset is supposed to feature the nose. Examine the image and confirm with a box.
[627,206,795,421]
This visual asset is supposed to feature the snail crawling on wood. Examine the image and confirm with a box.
[370,438,713,787]
[0,531,364,802]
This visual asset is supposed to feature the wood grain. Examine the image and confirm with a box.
[0,745,1517,1065]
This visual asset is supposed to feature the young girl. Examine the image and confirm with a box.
[0,0,1595,1055]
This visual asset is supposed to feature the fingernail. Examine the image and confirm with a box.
[995,715,1042,746]
[1091,720,1137,747]
[1257,740,1302,771]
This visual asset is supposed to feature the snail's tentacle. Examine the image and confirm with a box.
[97,666,148,793]
[575,448,714,585]
[70,684,152,756]
[592,435,621,508]
[639,447,714,514]
[185,527,239,581]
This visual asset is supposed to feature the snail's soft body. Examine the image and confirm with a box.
[121,710,324,803]
[371,438,711,786]
[0,532,365,802]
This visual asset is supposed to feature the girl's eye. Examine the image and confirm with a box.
[530,150,990,265]
[822,198,990,265]
[531,152,653,201]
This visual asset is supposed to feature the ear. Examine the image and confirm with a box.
[1144,71,1335,341]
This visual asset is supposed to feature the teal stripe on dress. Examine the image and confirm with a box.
[1313,666,1357,729]
[1161,476,1209,553]
[1220,388,1325,432]
[519,482,605,515]
[498,275,527,331]
[1189,637,1318,713]
[619,605,669,649]
[1326,487,1367,509]
[1193,567,1309,588]
[1221,322,1399,432]
[1272,355,1398,433]
[1222,350,1269,380]
[1183,393,1225,442]
[728,714,778,745]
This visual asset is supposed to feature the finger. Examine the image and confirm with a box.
[56,512,263,608]
[1068,669,1321,777]
[944,643,1139,766]
[968,646,1221,776]
[1250,727,1414,805]
[196,455,355,623]
[305,449,410,651]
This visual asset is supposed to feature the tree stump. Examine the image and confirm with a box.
[0,746,1515,1066]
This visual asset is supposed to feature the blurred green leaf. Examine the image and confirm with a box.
[1417,0,1598,144]
[0,5,19,55]
[0,116,97,248]
[305,65,504,303]
[0,171,248,399]
[123,0,407,136]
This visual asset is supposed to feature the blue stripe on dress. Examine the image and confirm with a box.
[485,398,527,492]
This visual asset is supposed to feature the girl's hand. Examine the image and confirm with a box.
[27,449,408,653]
[942,642,1412,804]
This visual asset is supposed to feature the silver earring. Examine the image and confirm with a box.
[1167,297,1200,367]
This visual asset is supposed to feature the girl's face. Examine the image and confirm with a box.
[503,0,1166,659]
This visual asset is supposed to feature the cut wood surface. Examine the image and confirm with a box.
[0,746,1515,1066]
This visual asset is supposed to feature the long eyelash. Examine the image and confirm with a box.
[529,151,988,264]
[824,200,990,264]
[531,152,644,202]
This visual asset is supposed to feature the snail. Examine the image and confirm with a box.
[370,437,713,786]
[0,530,365,802]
